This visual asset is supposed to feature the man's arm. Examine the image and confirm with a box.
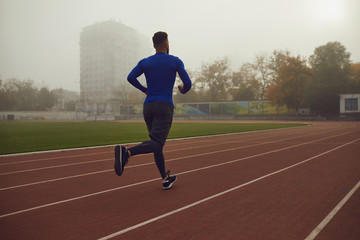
[127,61,147,94]
[177,59,192,94]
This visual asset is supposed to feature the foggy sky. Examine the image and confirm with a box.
[1,0,359,92]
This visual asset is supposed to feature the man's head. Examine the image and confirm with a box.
[152,31,169,54]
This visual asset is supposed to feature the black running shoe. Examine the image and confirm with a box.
[114,145,128,176]
[163,171,177,190]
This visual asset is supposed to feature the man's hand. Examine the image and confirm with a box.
[178,85,184,94]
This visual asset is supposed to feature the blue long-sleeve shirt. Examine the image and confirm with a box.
[127,52,192,106]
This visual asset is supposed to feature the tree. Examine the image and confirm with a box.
[2,78,38,110]
[112,84,130,104]
[52,88,80,111]
[38,87,56,110]
[127,89,146,104]
[197,57,231,101]
[267,56,312,110]
[230,63,261,101]
[350,62,360,92]
[65,101,76,111]
[0,78,58,111]
[309,42,351,72]
[0,80,9,111]
[253,53,273,100]
[306,42,352,115]
[189,70,211,102]
[267,50,291,84]
[173,70,201,103]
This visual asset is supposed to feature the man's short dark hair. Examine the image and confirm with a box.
[152,31,168,48]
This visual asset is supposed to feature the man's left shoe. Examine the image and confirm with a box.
[114,145,128,176]
[163,171,177,190]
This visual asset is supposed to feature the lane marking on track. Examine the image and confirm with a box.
[0,138,225,166]
[0,177,162,218]
[0,128,342,176]
[0,158,112,176]
[305,179,360,240]
[98,138,360,240]
[0,139,265,176]
[0,124,310,159]
[0,129,294,168]
[0,169,112,191]
[0,129,350,189]
[0,131,357,219]
[0,138,277,189]
[0,151,111,166]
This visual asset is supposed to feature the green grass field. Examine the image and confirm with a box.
[0,121,307,155]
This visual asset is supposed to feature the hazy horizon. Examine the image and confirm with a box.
[1,0,359,92]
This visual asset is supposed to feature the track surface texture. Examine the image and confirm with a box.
[0,121,359,240]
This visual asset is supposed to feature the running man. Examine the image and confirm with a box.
[114,31,192,190]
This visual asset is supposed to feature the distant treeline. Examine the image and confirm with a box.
[0,79,78,111]
[2,41,359,116]
[117,41,360,116]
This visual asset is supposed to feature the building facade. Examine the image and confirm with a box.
[338,94,360,121]
[79,20,150,104]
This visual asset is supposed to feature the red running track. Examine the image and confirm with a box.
[0,121,359,240]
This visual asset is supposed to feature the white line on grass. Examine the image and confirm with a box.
[305,179,360,240]
[98,138,360,240]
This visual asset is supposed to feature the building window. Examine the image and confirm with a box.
[345,98,358,111]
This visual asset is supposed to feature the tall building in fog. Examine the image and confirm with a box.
[79,20,150,103]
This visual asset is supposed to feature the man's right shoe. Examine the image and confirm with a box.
[114,145,128,176]
[163,172,177,190]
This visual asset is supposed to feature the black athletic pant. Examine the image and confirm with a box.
[128,102,174,179]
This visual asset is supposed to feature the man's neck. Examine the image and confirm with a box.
[156,49,167,54]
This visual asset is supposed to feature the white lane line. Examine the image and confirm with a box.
[305,179,360,240]
[0,169,112,191]
[0,129,354,190]
[0,140,254,176]
[98,138,360,240]
[0,151,111,166]
[0,177,161,219]
[0,158,112,176]
[0,138,222,166]
[0,124,310,159]
[0,143,122,159]
[0,127,340,176]
[0,132,357,219]
[0,130,347,189]
[0,130,282,173]
[0,139,275,190]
